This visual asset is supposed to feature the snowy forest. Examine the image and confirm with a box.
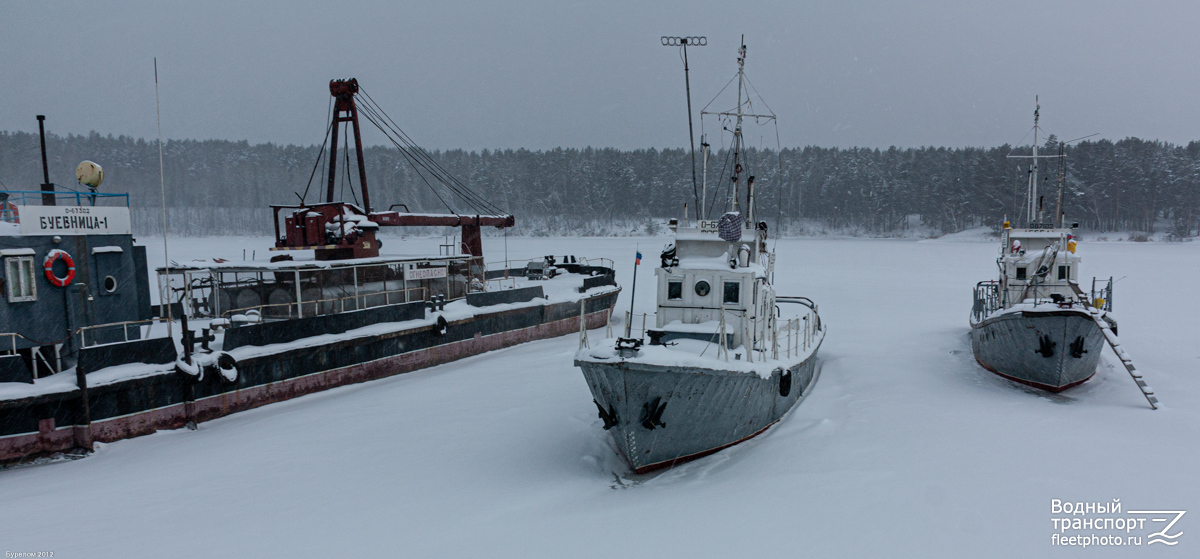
[1,130,1198,238]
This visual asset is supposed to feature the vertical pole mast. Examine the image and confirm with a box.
[662,37,706,222]
[737,37,748,226]
[732,37,745,216]
[155,58,173,336]
[1029,97,1039,226]
[683,41,699,222]
[701,135,709,220]
[625,246,640,338]
[1055,141,1065,228]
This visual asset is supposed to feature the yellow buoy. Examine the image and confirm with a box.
[76,160,104,188]
[1067,240,1077,253]
[1093,297,1105,308]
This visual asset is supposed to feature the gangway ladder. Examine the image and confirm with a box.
[1091,308,1158,410]
[1068,281,1158,409]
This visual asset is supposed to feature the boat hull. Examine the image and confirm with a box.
[576,348,820,474]
[970,309,1105,392]
[0,289,619,465]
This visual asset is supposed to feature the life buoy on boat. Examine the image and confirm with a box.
[43,250,76,287]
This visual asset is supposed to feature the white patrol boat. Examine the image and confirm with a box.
[575,39,825,473]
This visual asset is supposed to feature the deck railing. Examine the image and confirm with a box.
[220,286,429,321]
[78,317,174,348]
[973,281,1002,321]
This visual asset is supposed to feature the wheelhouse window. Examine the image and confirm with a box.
[667,280,682,300]
[5,256,37,303]
[694,280,710,297]
[723,281,740,304]
[1015,267,1027,280]
[1057,265,1068,280]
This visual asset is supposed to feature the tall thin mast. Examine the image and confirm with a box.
[661,36,707,222]
[732,38,746,217]
[700,134,709,219]
[1008,97,1057,227]
[1054,141,1065,228]
[703,37,775,223]
[1030,98,1039,225]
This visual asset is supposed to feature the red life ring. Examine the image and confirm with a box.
[44,250,76,287]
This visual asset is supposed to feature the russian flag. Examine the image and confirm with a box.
[635,251,642,265]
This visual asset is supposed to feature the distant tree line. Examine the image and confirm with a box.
[1,130,1197,237]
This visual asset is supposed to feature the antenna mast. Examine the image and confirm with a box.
[702,37,775,226]
[1031,98,1039,225]
[733,38,745,219]
[661,36,707,222]
[1007,96,1060,227]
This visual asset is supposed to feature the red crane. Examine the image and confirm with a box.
[271,78,514,261]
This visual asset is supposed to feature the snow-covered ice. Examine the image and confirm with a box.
[1,234,1197,558]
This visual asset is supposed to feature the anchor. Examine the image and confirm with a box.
[1069,336,1088,359]
[1035,334,1056,358]
[640,397,667,430]
[594,400,618,430]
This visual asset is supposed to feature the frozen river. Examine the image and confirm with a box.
[2,233,1196,558]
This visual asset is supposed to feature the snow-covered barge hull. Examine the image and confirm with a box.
[576,347,820,474]
[970,309,1106,392]
[0,288,619,464]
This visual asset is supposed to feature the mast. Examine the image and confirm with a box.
[661,36,707,222]
[702,36,775,224]
[1029,98,1039,226]
[1054,140,1065,228]
[700,134,709,219]
[1008,97,1059,228]
[732,37,746,219]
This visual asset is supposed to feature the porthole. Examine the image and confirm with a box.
[694,280,710,297]
[103,275,118,293]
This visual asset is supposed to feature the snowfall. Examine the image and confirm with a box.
[1,231,1197,558]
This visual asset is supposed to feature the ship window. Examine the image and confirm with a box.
[5,256,37,303]
[667,280,682,300]
[1016,267,1027,280]
[1057,265,1067,280]
[103,275,118,293]
[694,280,710,297]
[724,281,740,304]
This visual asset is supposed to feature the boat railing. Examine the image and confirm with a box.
[1089,276,1114,311]
[973,281,1002,321]
[0,332,19,353]
[158,257,471,320]
[0,190,130,209]
[220,286,430,321]
[578,257,614,270]
[776,296,818,311]
[77,317,175,348]
[485,256,612,271]
[485,276,518,291]
[778,310,820,360]
[624,312,657,339]
[974,280,1002,319]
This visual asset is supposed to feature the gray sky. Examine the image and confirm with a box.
[2,0,1197,151]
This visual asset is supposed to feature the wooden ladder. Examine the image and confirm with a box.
[1069,281,1158,410]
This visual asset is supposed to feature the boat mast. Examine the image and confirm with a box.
[700,134,709,219]
[1008,97,1057,228]
[661,36,707,222]
[702,37,774,224]
[732,37,746,220]
[1029,98,1039,226]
